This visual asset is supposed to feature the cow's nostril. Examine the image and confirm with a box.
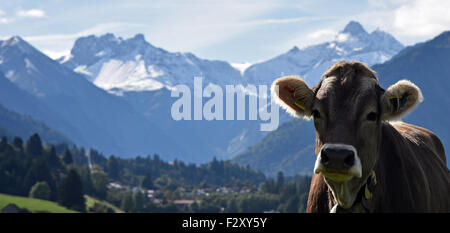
[344,153,355,167]
[321,151,329,165]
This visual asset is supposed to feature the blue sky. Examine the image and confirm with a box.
[1,0,449,63]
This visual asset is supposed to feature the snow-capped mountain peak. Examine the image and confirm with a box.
[342,21,368,37]
[0,35,190,161]
[0,36,79,96]
[1,36,21,47]
[243,21,404,85]
[60,21,403,94]
[61,33,242,92]
[1,36,38,54]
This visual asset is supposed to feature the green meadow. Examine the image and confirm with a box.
[0,193,77,213]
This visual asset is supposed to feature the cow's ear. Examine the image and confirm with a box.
[381,80,423,121]
[271,76,316,118]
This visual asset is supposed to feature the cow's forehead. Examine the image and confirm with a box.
[317,75,378,98]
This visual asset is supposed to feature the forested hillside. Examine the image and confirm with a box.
[0,133,311,213]
[0,103,71,145]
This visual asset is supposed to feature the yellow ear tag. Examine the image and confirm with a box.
[365,185,372,200]
[294,100,306,111]
[370,171,377,185]
[364,171,377,200]
[389,96,401,100]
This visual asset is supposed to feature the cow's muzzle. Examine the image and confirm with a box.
[314,143,362,181]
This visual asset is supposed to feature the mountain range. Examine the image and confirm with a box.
[234,30,450,176]
[243,21,404,86]
[0,36,186,160]
[58,33,268,160]
[57,21,403,161]
[0,21,413,165]
[60,33,242,93]
[0,102,71,145]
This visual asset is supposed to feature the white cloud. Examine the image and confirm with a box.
[24,1,290,58]
[306,29,337,41]
[16,9,46,18]
[336,33,351,43]
[0,1,331,62]
[393,0,450,37]
[0,8,46,24]
[6,0,448,63]
[0,9,12,24]
[274,28,339,56]
[0,18,11,24]
[142,0,283,52]
[351,0,450,44]
[294,29,338,48]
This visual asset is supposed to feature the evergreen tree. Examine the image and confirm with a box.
[47,146,61,168]
[276,171,284,192]
[0,136,7,152]
[277,171,284,186]
[23,158,53,196]
[121,193,134,213]
[133,191,146,213]
[91,171,109,199]
[29,181,51,200]
[12,137,23,149]
[141,171,153,189]
[79,166,94,195]
[259,178,277,194]
[58,169,85,212]
[107,156,120,180]
[226,199,239,213]
[25,133,43,156]
[189,202,199,213]
[280,196,300,213]
[63,149,73,164]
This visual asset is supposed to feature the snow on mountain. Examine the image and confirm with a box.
[0,20,407,163]
[61,33,242,92]
[244,21,404,86]
[61,21,403,92]
[53,21,405,161]
[231,62,253,76]
[58,33,273,160]
[0,36,188,161]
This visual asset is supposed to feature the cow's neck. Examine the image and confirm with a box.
[330,170,378,213]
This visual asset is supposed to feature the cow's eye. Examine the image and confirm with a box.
[312,109,321,119]
[366,112,378,121]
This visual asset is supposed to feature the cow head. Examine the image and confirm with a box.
[271,61,423,209]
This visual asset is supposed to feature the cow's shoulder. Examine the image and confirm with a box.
[379,122,450,211]
[389,121,446,164]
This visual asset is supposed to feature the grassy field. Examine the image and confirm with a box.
[85,195,123,213]
[0,193,77,213]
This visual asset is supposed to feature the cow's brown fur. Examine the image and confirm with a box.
[306,173,333,212]
[307,122,450,212]
[303,61,450,212]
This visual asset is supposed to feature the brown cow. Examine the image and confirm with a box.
[271,61,450,212]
